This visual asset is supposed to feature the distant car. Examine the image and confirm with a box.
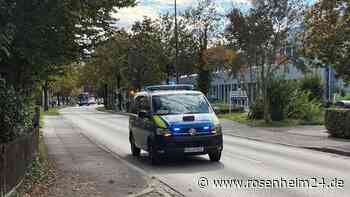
[78,93,89,106]
[335,100,350,108]
[129,85,223,165]
[97,98,104,105]
[88,97,96,105]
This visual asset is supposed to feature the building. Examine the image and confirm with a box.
[178,64,345,105]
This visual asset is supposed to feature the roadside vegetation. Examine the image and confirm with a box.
[219,113,300,127]
[1,1,137,196]
[340,94,350,101]
[325,108,350,139]
[219,75,325,127]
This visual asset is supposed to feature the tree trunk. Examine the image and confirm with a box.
[57,95,61,106]
[43,82,49,112]
[197,26,211,95]
[261,51,271,123]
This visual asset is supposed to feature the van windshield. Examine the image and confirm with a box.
[152,94,211,115]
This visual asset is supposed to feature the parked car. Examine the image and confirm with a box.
[129,85,223,165]
[335,100,350,108]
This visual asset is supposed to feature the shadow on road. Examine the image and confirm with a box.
[123,153,225,174]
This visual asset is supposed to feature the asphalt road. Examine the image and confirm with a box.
[60,106,350,197]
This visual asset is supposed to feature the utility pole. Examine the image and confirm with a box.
[175,0,179,84]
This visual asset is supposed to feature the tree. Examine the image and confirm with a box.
[0,0,15,62]
[226,0,305,123]
[127,17,166,90]
[301,0,350,81]
[82,31,130,109]
[0,0,135,112]
[226,8,271,101]
[299,74,324,102]
[157,13,199,80]
[0,0,136,92]
[183,0,221,95]
[51,63,83,105]
[205,46,246,73]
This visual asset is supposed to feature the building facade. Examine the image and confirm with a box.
[178,64,345,105]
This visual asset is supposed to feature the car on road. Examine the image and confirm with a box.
[129,85,223,165]
[88,97,96,105]
[336,100,350,108]
[78,93,89,106]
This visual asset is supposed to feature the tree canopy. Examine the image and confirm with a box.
[0,0,136,91]
[301,0,350,81]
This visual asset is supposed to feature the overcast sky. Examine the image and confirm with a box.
[111,0,252,29]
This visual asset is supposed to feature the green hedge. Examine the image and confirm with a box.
[325,108,350,139]
[0,81,34,143]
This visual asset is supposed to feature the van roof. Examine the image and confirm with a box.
[136,90,203,97]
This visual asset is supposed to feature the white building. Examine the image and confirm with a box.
[178,64,345,104]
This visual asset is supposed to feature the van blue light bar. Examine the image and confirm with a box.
[144,85,195,91]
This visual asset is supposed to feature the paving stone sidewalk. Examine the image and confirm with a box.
[43,116,182,197]
[221,119,350,156]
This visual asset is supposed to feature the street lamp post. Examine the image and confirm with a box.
[175,0,179,84]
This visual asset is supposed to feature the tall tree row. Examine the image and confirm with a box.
[0,0,136,90]
[0,0,136,111]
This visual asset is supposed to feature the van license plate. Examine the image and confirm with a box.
[184,147,204,153]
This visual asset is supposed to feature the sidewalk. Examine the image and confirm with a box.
[221,119,350,156]
[43,116,181,197]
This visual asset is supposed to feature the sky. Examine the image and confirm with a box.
[111,0,252,29]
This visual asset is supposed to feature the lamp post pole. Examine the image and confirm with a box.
[175,0,179,84]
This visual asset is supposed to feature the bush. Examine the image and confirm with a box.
[287,90,323,122]
[268,78,296,121]
[0,81,34,143]
[299,74,324,102]
[248,99,264,120]
[325,108,350,139]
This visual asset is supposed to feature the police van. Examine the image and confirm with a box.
[129,85,223,165]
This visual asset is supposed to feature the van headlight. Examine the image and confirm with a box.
[211,125,222,134]
[156,128,172,136]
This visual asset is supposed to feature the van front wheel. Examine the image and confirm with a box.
[209,150,221,162]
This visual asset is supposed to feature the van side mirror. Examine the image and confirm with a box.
[138,110,149,119]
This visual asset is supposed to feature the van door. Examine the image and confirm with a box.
[131,96,144,148]
[138,96,153,150]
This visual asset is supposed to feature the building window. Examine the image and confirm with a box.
[232,84,237,91]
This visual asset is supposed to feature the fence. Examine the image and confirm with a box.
[0,108,40,196]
